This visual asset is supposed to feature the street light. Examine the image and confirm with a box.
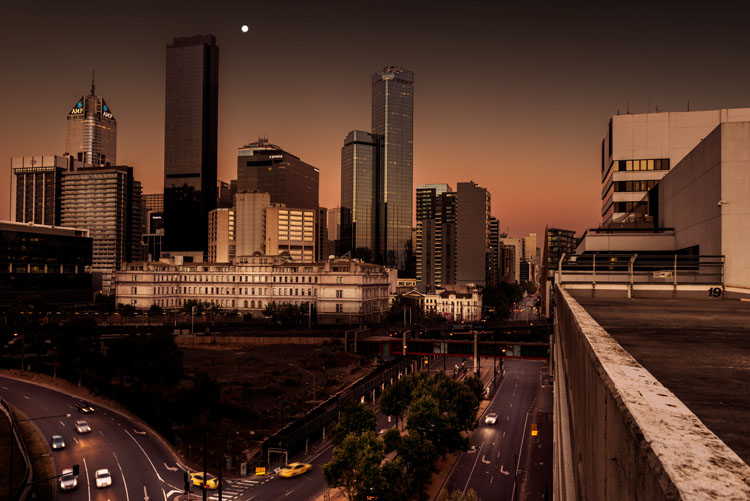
[9,411,72,497]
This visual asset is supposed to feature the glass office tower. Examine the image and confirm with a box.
[372,67,414,270]
[163,34,219,253]
[65,79,117,166]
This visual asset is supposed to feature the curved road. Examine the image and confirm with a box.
[0,375,187,501]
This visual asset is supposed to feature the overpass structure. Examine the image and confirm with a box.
[553,284,750,499]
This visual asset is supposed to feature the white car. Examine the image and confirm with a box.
[95,469,112,488]
[59,468,78,491]
[484,412,498,425]
[74,420,91,434]
[51,435,66,450]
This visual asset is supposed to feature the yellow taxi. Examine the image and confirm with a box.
[189,472,219,489]
[279,462,312,478]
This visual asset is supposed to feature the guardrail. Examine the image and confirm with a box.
[261,355,417,463]
[1,398,32,501]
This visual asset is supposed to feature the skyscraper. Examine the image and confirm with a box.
[236,138,319,210]
[372,66,413,270]
[416,184,457,292]
[456,181,491,287]
[207,208,235,263]
[60,166,145,294]
[163,34,219,253]
[65,78,117,167]
[341,130,382,261]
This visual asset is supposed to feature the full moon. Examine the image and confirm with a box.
[241,25,249,33]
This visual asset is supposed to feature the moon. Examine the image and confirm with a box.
[241,25,249,33]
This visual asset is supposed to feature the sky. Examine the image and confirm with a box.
[2,1,750,240]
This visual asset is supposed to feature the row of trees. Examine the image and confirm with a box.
[323,371,484,500]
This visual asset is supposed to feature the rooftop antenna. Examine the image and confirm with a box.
[91,69,95,95]
[687,100,690,112]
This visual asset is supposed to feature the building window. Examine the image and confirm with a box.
[336,289,343,298]
[131,287,137,294]
[336,303,343,313]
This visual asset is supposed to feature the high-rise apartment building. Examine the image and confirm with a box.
[415,184,457,292]
[236,138,319,210]
[265,207,316,262]
[456,182,491,286]
[546,228,577,269]
[217,180,232,208]
[372,66,413,270]
[487,216,500,286]
[601,108,750,225]
[498,236,522,284]
[235,192,271,257]
[317,207,329,261]
[60,166,145,294]
[163,34,219,253]
[10,155,72,226]
[65,79,117,167]
[208,208,235,263]
[341,131,382,260]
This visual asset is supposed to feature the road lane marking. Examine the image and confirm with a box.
[144,485,150,501]
[481,455,491,465]
[511,411,531,501]
[124,429,164,482]
[113,451,130,501]
[165,490,182,499]
[500,464,510,475]
[23,395,30,399]
[503,431,506,438]
[463,440,484,495]
[163,462,178,471]
[0,385,7,389]
[99,430,104,436]
[83,456,92,501]
[490,475,494,485]
[134,428,147,435]
[67,404,74,409]
[162,487,167,501]
[60,421,65,427]
[497,452,501,458]
[73,437,78,444]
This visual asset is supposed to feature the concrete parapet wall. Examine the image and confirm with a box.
[175,335,338,346]
[553,285,750,500]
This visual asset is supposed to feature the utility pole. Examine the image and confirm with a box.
[203,429,208,501]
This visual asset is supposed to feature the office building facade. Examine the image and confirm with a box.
[236,138,319,210]
[372,66,414,270]
[144,193,164,212]
[456,182,491,286]
[546,228,577,270]
[317,207,329,261]
[265,207,316,262]
[163,34,219,253]
[10,155,71,226]
[61,166,145,294]
[65,80,117,167]
[415,184,457,292]
[601,108,750,225]
[208,208,235,263]
[341,131,382,260]
[235,192,271,257]
[0,221,93,306]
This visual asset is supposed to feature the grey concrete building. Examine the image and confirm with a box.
[163,34,219,253]
[456,181,491,286]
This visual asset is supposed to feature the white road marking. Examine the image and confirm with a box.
[83,456,92,501]
[67,404,74,409]
[99,430,104,436]
[0,385,7,389]
[60,421,65,427]
[165,490,182,499]
[490,475,494,485]
[163,462,178,472]
[23,395,30,400]
[162,487,167,501]
[503,431,506,438]
[143,485,150,501]
[481,455,491,465]
[124,429,164,482]
[511,411,531,501]
[463,440,484,494]
[134,428,147,435]
[497,452,501,458]
[500,464,510,476]
[73,437,78,444]
[114,451,130,501]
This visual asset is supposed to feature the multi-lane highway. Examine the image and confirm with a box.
[443,358,547,500]
[0,375,191,501]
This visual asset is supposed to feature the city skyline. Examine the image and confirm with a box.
[4,2,750,240]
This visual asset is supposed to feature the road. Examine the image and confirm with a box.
[443,358,547,500]
[511,295,538,323]
[0,375,199,501]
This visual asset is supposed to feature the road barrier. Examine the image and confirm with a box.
[1,397,32,501]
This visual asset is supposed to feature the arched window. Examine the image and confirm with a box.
[251,300,255,308]
[244,300,248,308]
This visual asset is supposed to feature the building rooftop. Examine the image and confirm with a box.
[576,297,750,465]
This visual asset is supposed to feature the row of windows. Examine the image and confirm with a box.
[615,180,658,192]
[147,274,319,284]
[616,159,670,172]
[614,201,648,213]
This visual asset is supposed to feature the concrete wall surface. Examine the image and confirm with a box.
[553,286,750,500]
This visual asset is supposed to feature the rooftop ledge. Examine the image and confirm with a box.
[557,287,750,499]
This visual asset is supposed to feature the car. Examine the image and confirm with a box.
[279,462,312,478]
[74,420,91,434]
[75,400,95,414]
[51,435,66,450]
[189,472,219,490]
[95,469,112,488]
[59,468,78,491]
[484,412,498,425]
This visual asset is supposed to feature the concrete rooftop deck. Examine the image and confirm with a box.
[576,297,750,465]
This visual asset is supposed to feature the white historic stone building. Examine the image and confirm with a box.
[114,255,393,324]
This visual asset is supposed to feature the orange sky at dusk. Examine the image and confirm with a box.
[3,2,750,241]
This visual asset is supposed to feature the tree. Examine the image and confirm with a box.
[149,303,164,315]
[380,375,415,430]
[332,402,377,446]
[183,299,205,314]
[438,489,480,501]
[322,431,386,501]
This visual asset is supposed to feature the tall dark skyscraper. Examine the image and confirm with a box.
[456,181,491,287]
[341,130,382,261]
[372,66,414,270]
[416,184,456,292]
[236,138,319,210]
[65,77,117,166]
[163,34,219,253]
